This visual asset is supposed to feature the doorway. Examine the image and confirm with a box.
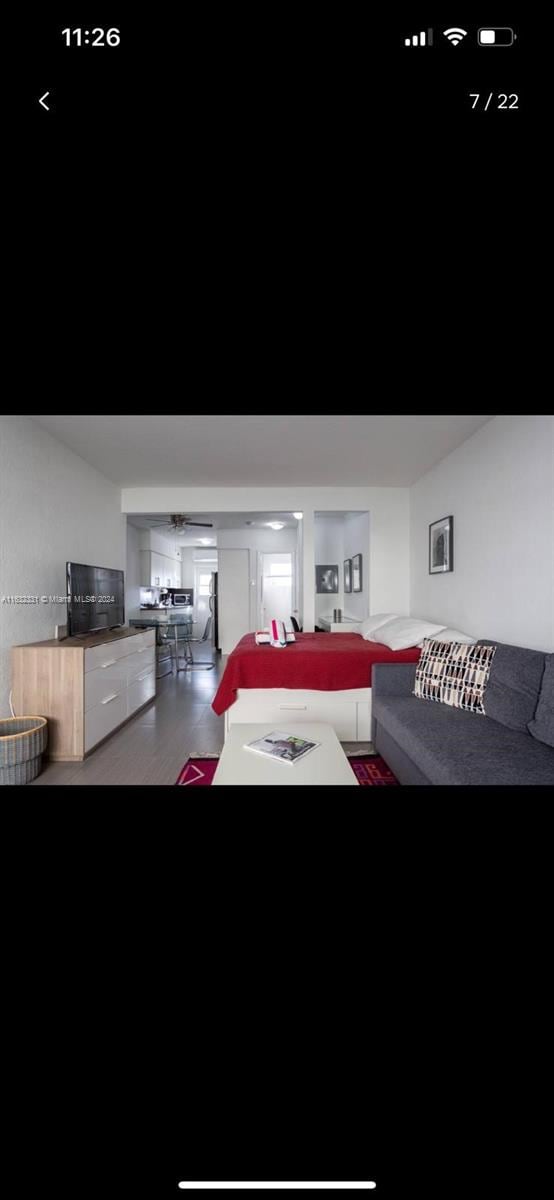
[259,552,294,628]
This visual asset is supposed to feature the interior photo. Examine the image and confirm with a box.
[0,413,552,787]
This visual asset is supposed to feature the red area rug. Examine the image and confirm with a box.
[175,754,399,786]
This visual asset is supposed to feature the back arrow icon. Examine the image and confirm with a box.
[39,91,50,111]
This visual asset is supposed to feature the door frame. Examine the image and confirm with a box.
[256,550,297,629]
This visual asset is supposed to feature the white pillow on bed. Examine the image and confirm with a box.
[427,627,477,645]
[359,613,398,640]
[369,615,446,650]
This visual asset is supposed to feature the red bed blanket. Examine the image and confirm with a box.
[212,632,421,715]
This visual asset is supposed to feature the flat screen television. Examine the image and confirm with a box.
[66,562,125,636]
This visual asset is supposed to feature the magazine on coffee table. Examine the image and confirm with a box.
[244,730,320,765]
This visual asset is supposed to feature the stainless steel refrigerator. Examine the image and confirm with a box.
[209,572,219,650]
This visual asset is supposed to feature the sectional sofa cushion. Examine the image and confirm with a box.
[370,616,445,650]
[477,641,547,733]
[414,640,496,714]
[527,654,554,747]
[372,693,554,786]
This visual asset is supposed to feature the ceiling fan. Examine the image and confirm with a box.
[146,513,214,532]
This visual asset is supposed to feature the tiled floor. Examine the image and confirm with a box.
[32,648,228,785]
[31,649,373,785]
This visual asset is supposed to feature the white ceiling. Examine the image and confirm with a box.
[30,415,493,487]
[128,512,299,545]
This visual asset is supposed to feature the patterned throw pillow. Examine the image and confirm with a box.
[414,640,497,714]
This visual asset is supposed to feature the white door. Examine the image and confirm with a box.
[218,548,251,655]
[260,552,293,628]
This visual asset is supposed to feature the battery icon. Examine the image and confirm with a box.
[478,28,515,46]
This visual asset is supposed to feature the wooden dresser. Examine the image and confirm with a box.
[11,626,156,761]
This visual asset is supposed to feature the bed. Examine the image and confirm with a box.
[212,632,421,741]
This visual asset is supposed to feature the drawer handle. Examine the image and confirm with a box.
[137,646,148,653]
[101,692,119,705]
[279,704,308,710]
[101,659,117,668]
[136,669,152,681]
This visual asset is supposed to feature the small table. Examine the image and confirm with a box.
[130,615,195,673]
[212,722,359,786]
[317,616,361,634]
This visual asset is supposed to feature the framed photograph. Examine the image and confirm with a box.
[352,553,362,592]
[343,559,352,593]
[429,515,453,574]
[316,564,339,594]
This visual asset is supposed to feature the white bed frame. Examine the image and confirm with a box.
[224,687,372,742]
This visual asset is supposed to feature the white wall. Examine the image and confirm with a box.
[296,518,304,626]
[125,522,142,619]
[0,417,126,714]
[343,511,370,621]
[140,528,181,559]
[315,517,344,624]
[217,526,297,632]
[216,527,297,552]
[121,487,411,632]
[410,415,554,651]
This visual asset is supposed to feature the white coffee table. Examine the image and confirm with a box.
[212,722,358,786]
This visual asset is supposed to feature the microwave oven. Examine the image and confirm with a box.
[171,590,193,607]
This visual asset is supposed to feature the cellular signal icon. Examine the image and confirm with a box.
[443,27,468,45]
[404,29,433,46]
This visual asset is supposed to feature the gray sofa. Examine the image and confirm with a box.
[371,642,554,785]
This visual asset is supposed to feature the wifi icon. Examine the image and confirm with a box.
[443,27,468,45]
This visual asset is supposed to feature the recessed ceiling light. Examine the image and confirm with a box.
[292,512,303,520]
[267,522,285,530]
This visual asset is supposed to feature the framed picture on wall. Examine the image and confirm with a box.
[352,554,362,592]
[343,559,352,593]
[316,564,339,593]
[429,515,453,574]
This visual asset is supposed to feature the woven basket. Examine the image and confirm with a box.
[0,717,48,785]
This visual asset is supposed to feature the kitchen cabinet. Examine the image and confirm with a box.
[141,550,182,588]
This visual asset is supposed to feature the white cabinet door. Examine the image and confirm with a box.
[151,552,165,587]
[85,692,127,753]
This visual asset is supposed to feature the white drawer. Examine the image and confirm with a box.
[84,630,155,672]
[125,646,156,684]
[127,629,156,653]
[228,695,358,740]
[128,667,156,715]
[85,661,128,712]
[85,638,131,672]
[85,691,127,752]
